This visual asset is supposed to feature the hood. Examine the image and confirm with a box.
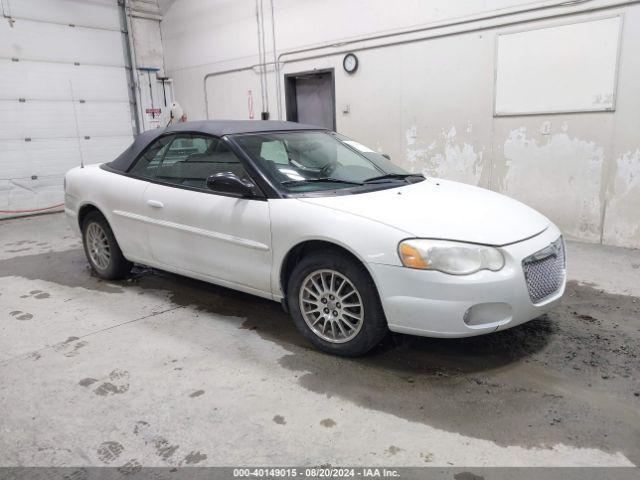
[298,178,550,246]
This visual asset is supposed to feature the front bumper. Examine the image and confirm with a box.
[369,226,565,338]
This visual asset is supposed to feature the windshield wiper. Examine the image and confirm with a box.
[281,177,363,186]
[362,173,424,183]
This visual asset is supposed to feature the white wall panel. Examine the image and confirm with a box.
[77,102,134,137]
[79,136,133,166]
[6,0,121,30]
[132,17,164,70]
[0,176,66,213]
[0,101,133,139]
[205,70,263,120]
[161,0,539,72]
[0,20,125,66]
[0,136,132,179]
[0,102,77,139]
[0,139,81,179]
[0,136,132,216]
[0,1,134,217]
[495,16,622,115]
[0,60,130,101]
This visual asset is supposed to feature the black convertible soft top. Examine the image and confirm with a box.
[107,120,324,172]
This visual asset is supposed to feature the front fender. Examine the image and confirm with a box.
[269,198,408,298]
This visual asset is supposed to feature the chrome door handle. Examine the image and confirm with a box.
[147,200,164,208]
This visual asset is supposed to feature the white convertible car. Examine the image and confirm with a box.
[65,120,566,356]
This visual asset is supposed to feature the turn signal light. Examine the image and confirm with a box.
[399,242,429,269]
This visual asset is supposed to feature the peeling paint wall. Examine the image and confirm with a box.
[500,128,604,242]
[405,126,484,186]
[604,150,640,246]
[161,0,640,248]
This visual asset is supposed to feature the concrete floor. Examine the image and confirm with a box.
[0,212,639,467]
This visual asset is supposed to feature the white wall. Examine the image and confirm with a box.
[0,0,134,217]
[161,0,640,248]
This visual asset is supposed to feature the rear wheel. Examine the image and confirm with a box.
[81,211,132,280]
[287,251,388,356]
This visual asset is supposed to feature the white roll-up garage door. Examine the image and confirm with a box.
[0,0,135,218]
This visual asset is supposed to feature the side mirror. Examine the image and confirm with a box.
[382,153,391,160]
[206,172,256,198]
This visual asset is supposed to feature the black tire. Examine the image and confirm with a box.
[81,210,132,280]
[287,250,388,356]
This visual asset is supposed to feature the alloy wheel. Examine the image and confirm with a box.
[86,222,111,270]
[299,269,364,343]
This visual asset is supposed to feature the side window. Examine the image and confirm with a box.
[162,136,211,166]
[129,135,173,176]
[130,134,253,190]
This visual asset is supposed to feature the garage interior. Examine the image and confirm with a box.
[1,0,640,473]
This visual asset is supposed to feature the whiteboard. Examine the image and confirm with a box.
[494,16,622,116]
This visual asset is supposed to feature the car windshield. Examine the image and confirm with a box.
[231,131,419,193]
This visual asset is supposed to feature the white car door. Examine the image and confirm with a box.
[130,133,272,297]
[100,172,154,264]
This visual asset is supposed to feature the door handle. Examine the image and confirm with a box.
[147,200,164,208]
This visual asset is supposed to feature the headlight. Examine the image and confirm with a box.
[398,239,504,275]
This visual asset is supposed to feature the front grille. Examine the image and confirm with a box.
[522,236,566,304]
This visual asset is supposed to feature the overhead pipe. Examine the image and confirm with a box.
[270,0,282,120]
[254,0,267,116]
[259,0,271,117]
[274,0,592,69]
[123,0,145,134]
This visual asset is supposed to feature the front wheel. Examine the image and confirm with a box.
[287,251,388,356]
[81,211,132,280]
